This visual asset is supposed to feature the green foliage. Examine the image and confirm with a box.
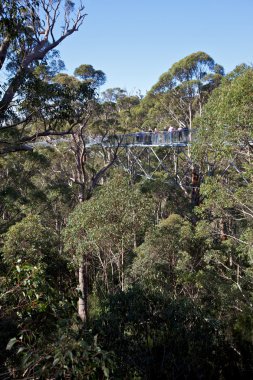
[64,173,154,259]
[140,177,192,221]
[7,323,113,379]
[2,50,253,379]
[2,214,56,266]
[0,151,52,235]
[74,64,106,88]
[137,51,224,132]
[196,67,253,140]
[101,87,127,103]
[64,173,154,294]
[152,51,224,95]
[193,66,253,236]
[94,288,238,379]
[131,214,193,293]
[0,0,86,154]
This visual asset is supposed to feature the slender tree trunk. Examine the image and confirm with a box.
[78,256,89,323]
[191,167,200,206]
[0,36,10,69]
[121,250,124,291]
[73,128,118,321]
[220,218,228,241]
[188,103,200,206]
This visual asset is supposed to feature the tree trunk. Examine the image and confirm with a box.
[0,36,10,69]
[191,167,200,206]
[220,218,228,241]
[78,256,89,323]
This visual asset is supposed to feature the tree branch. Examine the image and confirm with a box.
[0,1,86,116]
[0,36,11,70]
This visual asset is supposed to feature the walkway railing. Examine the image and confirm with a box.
[86,130,191,148]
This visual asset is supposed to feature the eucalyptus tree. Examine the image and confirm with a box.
[51,65,123,204]
[64,173,153,322]
[145,51,224,130]
[100,88,143,133]
[0,0,86,153]
[133,53,224,205]
[74,64,106,88]
[26,67,125,326]
[0,63,97,235]
[101,87,127,103]
[131,213,193,295]
[191,66,253,348]
[193,65,253,233]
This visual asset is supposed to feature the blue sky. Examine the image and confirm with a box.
[58,0,253,95]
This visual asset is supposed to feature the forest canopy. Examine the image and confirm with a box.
[1,2,253,379]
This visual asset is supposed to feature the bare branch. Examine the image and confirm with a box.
[89,145,119,193]
[0,113,34,130]
[0,1,87,116]
[0,144,33,154]
[0,36,11,70]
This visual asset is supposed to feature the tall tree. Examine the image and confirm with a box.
[64,173,153,322]
[194,65,253,232]
[0,0,86,153]
[192,66,253,331]
[145,51,224,130]
[74,64,106,88]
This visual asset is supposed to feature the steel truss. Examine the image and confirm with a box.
[88,143,196,198]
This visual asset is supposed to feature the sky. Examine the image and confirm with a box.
[58,0,253,95]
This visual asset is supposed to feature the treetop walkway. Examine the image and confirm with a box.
[32,128,194,196]
[86,130,190,148]
[33,129,191,150]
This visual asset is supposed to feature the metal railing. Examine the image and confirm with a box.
[86,130,191,147]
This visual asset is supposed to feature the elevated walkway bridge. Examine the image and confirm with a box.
[34,129,194,196]
[86,130,190,148]
[83,130,194,194]
[36,128,247,204]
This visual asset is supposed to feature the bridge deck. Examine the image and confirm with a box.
[86,131,190,148]
[33,130,191,149]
